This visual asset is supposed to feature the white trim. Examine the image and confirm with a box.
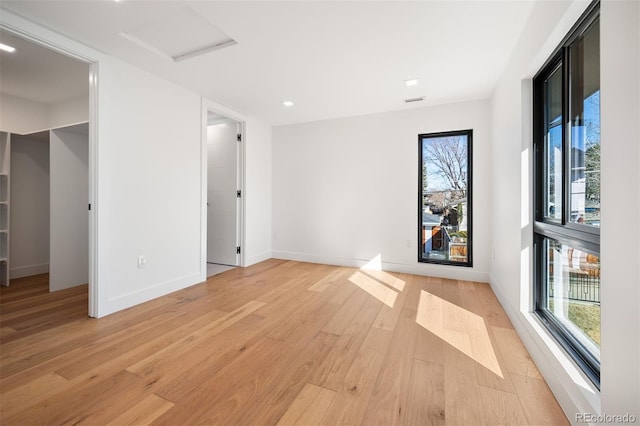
[272,250,490,282]
[199,99,208,283]
[0,14,99,64]
[246,251,272,267]
[236,120,245,267]
[101,273,201,317]
[10,263,49,279]
[88,62,99,318]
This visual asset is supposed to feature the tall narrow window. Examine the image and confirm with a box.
[418,129,472,267]
[533,1,600,387]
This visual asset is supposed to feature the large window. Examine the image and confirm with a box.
[418,129,472,267]
[533,2,600,387]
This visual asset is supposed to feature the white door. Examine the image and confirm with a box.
[207,121,239,265]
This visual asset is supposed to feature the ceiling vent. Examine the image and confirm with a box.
[120,7,237,63]
[405,96,425,103]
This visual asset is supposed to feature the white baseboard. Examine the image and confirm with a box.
[488,273,600,423]
[245,251,272,267]
[10,263,49,279]
[272,250,490,283]
[98,272,202,318]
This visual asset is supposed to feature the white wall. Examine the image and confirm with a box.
[0,94,49,134]
[50,96,88,130]
[96,57,202,315]
[9,134,50,278]
[272,100,491,282]
[490,0,640,420]
[599,0,639,417]
[49,126,88,291]
[244,119,272,266]
[0,93,88,135]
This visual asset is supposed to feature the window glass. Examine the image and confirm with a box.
[544,65,563,221]
[569,20,600,226]
[419,130,472,266]
[544,238,600,357]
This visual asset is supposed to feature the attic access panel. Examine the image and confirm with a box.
[120,7,237,62]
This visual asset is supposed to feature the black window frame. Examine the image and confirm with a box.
[417,129,473,267]
[532,0,600,388]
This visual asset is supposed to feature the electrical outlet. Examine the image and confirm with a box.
[138,255,146,269]
[406,239,412,248]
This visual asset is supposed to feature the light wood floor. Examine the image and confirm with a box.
[0,260,569,425]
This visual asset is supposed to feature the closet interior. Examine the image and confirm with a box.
[0,29,90,292]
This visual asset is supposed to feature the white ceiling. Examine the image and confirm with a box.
[0,28,89,104]
[0,1,536,125]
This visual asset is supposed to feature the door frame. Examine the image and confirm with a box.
[201,98,246,280]
[0,22,99,317]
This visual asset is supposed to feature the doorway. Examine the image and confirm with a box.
[204,107,244,277]
[0,27,97,315]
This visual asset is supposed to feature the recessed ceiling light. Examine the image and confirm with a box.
[404,79,418,87]
[0,43,16,53]
[282,101,294,107]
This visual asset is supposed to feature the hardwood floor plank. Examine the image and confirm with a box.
[2,370,147,425]
[3,301,87,331]
[308,266,352,292]
[443,343,488,426]
[0,326,16,337]
[321,285,370,335]
[492,326,543,379]
[361,307,419,426]
[402,359,445,426]
[371,273,413,331]
[150,336,287,425]
[276,383,336,426]
[0,282,86,312]
[472,327,517,393]
[319,335,386,425]
[360,325,393,355]
[463,281,513,329]
[106,394,174,426]
[232,331,339,426]
[478,385,530,426]
[310,295,382,390]
[0,274,51,305]
[132,313,266,402]
[0,261,568,426]
[0,292,87,323]
[0,303,186,391]
[126,300,265,377]
[0,295,175,364]
[0,372,68,417]
[59,308,224,380]
[511,373,569,425]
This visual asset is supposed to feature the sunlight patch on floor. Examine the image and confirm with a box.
[347,254,407,307]
[349,271,398,308]
[416,289,503,377]
[360,254,406,291]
